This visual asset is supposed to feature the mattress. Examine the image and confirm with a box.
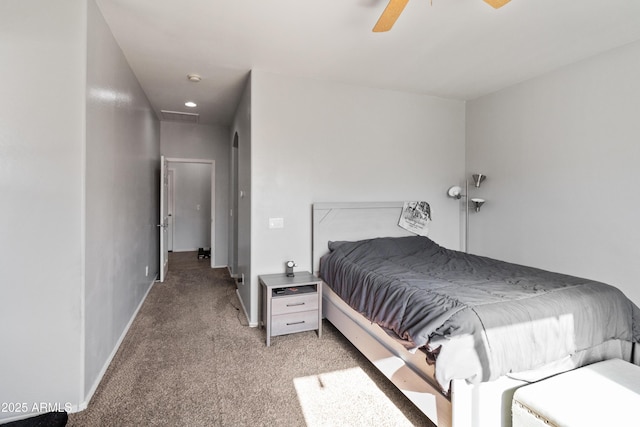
[318,236,640,393]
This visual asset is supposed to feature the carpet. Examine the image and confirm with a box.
[68,251,433,426]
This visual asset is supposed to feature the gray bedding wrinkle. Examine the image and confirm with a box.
[319,236,640,393]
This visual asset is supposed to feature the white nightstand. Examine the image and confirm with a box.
[259,271,322,347]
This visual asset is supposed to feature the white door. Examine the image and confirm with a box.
[167,168,174,252]
[159,156,169,282]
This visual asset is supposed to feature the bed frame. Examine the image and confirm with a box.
[312,202,527,427]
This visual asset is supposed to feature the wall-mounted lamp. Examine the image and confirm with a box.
[447,173,488,252]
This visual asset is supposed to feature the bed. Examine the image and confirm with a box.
[312,202,640,427]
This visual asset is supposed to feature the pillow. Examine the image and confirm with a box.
[328,235,440,260]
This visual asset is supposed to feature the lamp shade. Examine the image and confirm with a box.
[447,185,463,199]
[471,198,485,212]
[472,174,486,188]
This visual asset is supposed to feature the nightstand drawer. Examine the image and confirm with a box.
[272,293,318,315]
[271,310,319,336]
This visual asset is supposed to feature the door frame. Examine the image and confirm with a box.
[230,132,239,276]
[166,157,216,268]
[159,156,169,282]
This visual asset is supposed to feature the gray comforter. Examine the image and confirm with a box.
[319,236,640,392]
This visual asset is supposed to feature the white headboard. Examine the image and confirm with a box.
[312,202,414,275]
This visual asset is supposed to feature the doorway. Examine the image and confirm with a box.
[165,157,216,270]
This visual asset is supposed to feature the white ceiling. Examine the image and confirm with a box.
[95,0,640,127]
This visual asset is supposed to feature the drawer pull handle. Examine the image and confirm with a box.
[286,302,305,307]
[286,321,305,326]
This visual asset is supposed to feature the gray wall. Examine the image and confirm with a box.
[85,0,160,398]
[0,1,160,422]
[0,1,86,420]
[161,122,230,267]
[231,76,253,320]
[239,70,466,325]
[466,39,640,306]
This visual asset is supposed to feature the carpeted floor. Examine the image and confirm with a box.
[68,252,434,426]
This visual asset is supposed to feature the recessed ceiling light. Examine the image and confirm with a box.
[187,74,201,82]
[185,101,197,108]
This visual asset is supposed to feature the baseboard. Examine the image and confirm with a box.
[236,289,258,327]
[76,275,157,412]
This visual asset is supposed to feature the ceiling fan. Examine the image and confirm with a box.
[373,0,511,32]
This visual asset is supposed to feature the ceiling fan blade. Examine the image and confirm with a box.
[484,0,511,8]
[373,0,410,32]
